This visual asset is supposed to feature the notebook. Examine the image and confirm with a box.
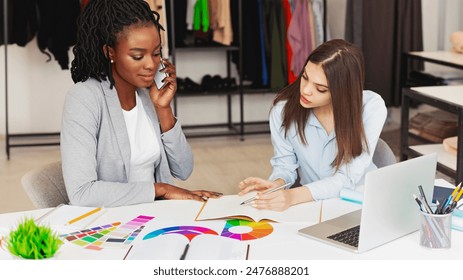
[298,153,437,253]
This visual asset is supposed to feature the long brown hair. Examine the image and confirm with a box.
[273,39,367,171]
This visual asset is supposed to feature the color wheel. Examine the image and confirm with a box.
[143,226,218,241]
[220,219,273,240]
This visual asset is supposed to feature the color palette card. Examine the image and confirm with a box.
[60,222,122,251]
[62,215,154,251]
[220,219,273,241]
[99,215,154,248]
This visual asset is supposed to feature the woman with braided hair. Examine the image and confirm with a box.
[61,0,221,207]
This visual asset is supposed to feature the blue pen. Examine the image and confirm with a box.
[442,186,460,212]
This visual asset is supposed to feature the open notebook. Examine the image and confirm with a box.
[195,194,322,223]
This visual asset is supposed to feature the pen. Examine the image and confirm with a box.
[417,185,433,214]
[444,186,463,213]
[240,182,292,205]
[65,207,102,226]
[123,245,133,260]
[179,243,190,260]
[441,183,463,214]
[413,194,424,212]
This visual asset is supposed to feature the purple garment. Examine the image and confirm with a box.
[287,0,314,75]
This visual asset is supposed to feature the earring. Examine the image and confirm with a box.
[110,59,114,63]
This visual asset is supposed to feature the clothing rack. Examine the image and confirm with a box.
[3,0,60,159]
[2,0,328,159]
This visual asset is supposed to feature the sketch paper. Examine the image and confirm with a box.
[126,234,247,260]
[36,205,105,233]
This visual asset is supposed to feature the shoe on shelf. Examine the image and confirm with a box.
[211,75,225,91]
[224,77,237,90]
[178,77,201,92]
[201,75,213,92]
[177,77,185,91]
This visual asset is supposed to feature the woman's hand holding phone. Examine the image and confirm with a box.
[154,61,168,90]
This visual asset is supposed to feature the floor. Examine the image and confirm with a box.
[0,134,274,214]
[0,105,452,214]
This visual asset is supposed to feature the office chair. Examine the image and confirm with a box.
[372,138,397,168]
[21,161,69,209]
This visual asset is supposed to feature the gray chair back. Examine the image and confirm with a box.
[372,138,397,168]
[21,161,69,209]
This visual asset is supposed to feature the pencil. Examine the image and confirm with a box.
[66,207,102,225]
[179,243,190,260]
[240,182,292,205]
[245,244,250,260]
[454,185,463,202]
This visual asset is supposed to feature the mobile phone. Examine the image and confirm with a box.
[154,62,168,89]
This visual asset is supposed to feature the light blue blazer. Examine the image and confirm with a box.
[60,78,193,207]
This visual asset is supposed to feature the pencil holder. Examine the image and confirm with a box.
[419,211,452,249]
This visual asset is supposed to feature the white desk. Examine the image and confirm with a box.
[1,198,462,260]
[407,51,463,67]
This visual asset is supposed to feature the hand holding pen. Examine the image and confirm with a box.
[240,182,292,205]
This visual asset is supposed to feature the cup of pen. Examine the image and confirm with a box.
[419,209,452,249]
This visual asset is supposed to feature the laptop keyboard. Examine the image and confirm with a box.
[327,225,360,247]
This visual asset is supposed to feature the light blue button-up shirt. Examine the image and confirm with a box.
[268,90,387,200]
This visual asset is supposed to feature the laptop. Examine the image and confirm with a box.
[298,153,437,253]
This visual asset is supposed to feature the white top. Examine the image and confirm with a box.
[122,93,160,183]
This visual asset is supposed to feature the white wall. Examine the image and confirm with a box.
[422,0,462,51]
[0,38,72,135]
[0,1,461,139]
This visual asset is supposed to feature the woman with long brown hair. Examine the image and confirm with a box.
[238,39,387,211]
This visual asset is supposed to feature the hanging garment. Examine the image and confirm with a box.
[186,0,196,30]
[36,0,81,70]
[282,0,298,83]
[231,0,265,88]
[210,0,233,46]
[311,0,329,46]
[145,0,170,58]
[193,0,210,32]
[346,0,423,106]
[263,0,288,90]
[0,0,38,47]
[258,0,269,87]
[288,0,315,76]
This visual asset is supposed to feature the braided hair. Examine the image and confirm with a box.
[71,0,164,88]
